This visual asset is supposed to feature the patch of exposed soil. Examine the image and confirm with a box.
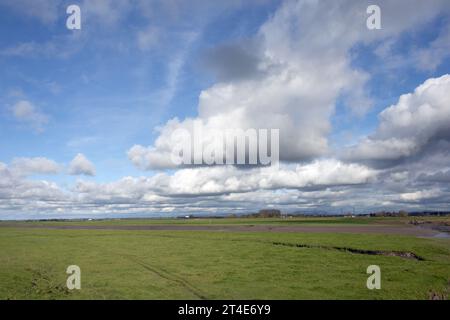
[271,241,424,261]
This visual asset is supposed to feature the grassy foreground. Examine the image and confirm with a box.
[0,218,449,299]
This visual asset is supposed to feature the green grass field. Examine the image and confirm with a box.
[0,217,449,300]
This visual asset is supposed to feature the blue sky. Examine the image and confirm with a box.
[1,0,450,219]
[0,0,278,182]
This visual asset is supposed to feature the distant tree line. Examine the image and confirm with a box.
[369,211,450,217]
[242,209,282,218]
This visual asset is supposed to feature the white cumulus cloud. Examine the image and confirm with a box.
[68,154,96,176]
[129,0,450,171]
[10,157,61,176]
[344,74,450,165]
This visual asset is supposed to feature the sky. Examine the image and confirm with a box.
[1,0,450,220]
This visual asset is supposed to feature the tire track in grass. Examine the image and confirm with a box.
[123,254,208,300]
[83,242,208,299]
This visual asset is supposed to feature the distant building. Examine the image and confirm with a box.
[177,215,194,219]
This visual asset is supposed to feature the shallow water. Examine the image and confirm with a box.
[433,232,450,239]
